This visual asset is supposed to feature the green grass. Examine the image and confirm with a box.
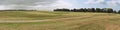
[0,11,85,20]
[0,11,109,20]
[0,11,120,30]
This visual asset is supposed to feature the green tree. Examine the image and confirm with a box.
[118,10,120,14]
[96,8,102,12]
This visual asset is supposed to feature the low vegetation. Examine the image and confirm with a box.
[0,11,88,20]
[0,11,119,30]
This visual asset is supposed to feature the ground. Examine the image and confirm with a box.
[0,11,119,30]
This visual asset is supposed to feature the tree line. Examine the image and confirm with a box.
[54,8,120,14]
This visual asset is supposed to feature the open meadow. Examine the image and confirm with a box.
[0,11,120,30]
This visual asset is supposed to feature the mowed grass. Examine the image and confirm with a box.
[0,11,120,30]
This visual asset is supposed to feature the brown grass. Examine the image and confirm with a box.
[0,11,119,30]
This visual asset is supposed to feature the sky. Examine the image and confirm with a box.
[0,0,120,11]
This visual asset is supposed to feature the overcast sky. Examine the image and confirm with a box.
[0,0,120,11]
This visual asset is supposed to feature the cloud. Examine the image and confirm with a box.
[0,0,56,5]
[85,0,120,6]
[106,0,120,6]
[0,0,55,10]
[0,0,73,10]
[16,0,73,10]
[25,0,73,10]
[85,0,105,4]
[0,6,5,9]
[0,5,11,10]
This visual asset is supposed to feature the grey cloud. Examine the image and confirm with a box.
[0,0,58,10]
[0,0,57,5]
[85,0,120,6]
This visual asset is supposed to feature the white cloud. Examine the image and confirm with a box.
[106,0,120,6]
[50,0,73,8]
[0,0,73,11]
[30,0,73,11]
[85,0,120,6]
[0,5,11,10]
[0,6,6,10]
[0,0,56,5]
[85,0,105,4]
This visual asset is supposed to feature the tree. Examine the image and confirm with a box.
[118,10,120,14]
[113,10,117,13]
[54,8,116,14]
[91,8,96,12]
[79,8,84,12]
[87,8,92,12]
[54,9,62,11]
[96,8,102,12]
[62,8,70,11]
[83,8,87,12]
[107,8,113,13]
[102,8,113,13]
[54,8,70,11]
[71,9,77,12]
[103,8,113,13]
[87,8,96,12]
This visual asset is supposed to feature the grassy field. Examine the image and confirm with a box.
[0,11,120,30]
[0,11,85,20]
